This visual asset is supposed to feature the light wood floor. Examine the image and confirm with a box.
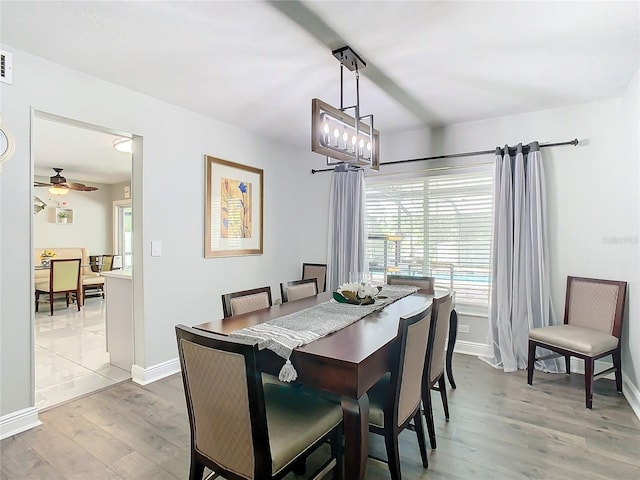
[2,354,639,479]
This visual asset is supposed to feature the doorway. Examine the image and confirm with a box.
[32,111,135,410]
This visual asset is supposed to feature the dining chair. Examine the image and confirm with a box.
[280,278,318,303]
[387,274,458,388]
[175,325,344,480]
[421,291,453,449]
[221,286,273,317]
[367,304,432,479]
[528,276,627,409]
[35,258,82,316]
[101,254,114,272]
[302,262,327,293]
[82,254,115,304]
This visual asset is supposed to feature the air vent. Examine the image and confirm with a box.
[1,51,13,85]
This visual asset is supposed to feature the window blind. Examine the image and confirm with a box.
[365,171,493,309]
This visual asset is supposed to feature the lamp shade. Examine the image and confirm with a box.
[49,185,69,196]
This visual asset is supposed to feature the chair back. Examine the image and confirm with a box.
[564,276,627,337]
[427,291,453,384]
[222,286,272,317]
[101,255,114,272]
[387,275,435,294]
[50,259,81,292]
[281,278,318,303]
[176,325,270,478]
[389,305,432,428]
[302,263,327,292]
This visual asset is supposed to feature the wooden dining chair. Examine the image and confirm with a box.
[35,258,82,316]
[528,276,627,409]
[175,325,344,480]
[366,305,432,479]
[221,286,272,317]
[280,278,318,303]
[421,291,453,449]
[302,262,327,292]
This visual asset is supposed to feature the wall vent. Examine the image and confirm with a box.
[1,51,13,85]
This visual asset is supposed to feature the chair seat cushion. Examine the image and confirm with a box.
[264,383,342,475]
[529,325,618,356]
[367,372,391,428]
[82,276,105,286]
[34,279,50,292]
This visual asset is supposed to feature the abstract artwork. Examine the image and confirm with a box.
[205,156,263,257]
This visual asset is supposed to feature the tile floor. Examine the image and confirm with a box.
[34,296,130,411]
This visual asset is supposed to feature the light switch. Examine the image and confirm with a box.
[151,240,162,257]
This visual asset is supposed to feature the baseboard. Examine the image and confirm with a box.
[453,340,491,357]
[0,407,41,440]
[622,372,640,421]
[131,358,180,386]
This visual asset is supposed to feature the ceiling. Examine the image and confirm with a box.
[2,1,639,175]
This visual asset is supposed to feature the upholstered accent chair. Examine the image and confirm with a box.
[35,258,82,316]
[280,279,318,303]
[302,263,327,293]
[387,274,435,293]
[175,325,344,480]
[221,286,273,318]
[366,305,432,479]
[422,291,453,449]
[527,276,627,409]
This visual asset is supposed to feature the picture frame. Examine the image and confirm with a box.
[205,155,264,257]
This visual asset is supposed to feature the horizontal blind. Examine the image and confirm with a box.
[365,171,493,308]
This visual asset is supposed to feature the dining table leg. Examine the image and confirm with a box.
[341,393,369,480]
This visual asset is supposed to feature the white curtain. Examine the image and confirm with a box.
[482,142,562,372]
[326,166,366,292]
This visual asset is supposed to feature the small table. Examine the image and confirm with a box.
[195,290,456,479]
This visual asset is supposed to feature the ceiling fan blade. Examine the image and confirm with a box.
[68,182,99,192]
[34,181,52,187]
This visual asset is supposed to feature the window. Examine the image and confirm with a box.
[365,169,493,310]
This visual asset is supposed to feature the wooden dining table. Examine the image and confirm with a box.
[194,289,446,479]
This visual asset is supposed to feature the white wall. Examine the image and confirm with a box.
[622,69,640,392]
[0,46,326,418]
[33,176,111,254]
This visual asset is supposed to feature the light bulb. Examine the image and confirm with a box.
[333,128,340,147]
[359,138,365,149]
[323,123,330,134]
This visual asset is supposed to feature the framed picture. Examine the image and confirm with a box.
[205,155,264,257]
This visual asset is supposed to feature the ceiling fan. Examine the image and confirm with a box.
[34,168,99,195]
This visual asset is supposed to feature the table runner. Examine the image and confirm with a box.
[229,284,418,381]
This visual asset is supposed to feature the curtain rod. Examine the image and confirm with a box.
[311,138,579,174]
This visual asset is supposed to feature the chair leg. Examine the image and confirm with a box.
[76,289,81,311]
[423,389,436,449]
[330,424,344,480]
[413,410,429,468]
[66,293,70,308]
[527,340,536,385]
[35,291,39,313]
[384,428,402,480]
[437,375,450,421]
[188,452,205,480]
[585,358,594,409]
[612,350,623,393]
[565,355,571,374]
[292,457,306,475]
[49,292,54,316]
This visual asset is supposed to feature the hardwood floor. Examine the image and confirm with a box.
[2,354,639,479]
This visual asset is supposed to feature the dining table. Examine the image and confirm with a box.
[194,289,455,479]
